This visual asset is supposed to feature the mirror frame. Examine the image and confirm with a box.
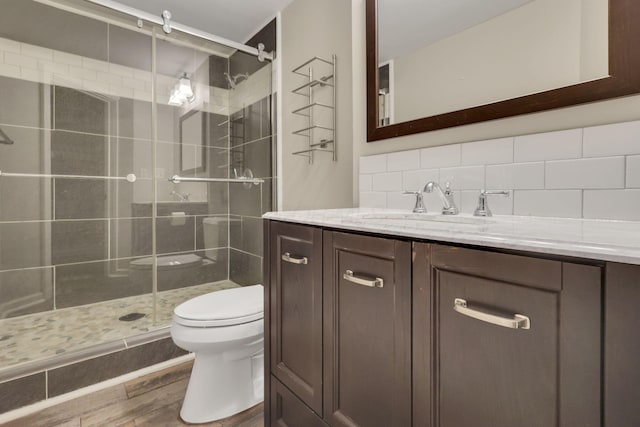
[366,0,640,142]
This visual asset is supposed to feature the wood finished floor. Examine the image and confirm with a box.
[2,360,264,427]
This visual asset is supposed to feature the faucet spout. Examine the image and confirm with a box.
[422,182,459,215]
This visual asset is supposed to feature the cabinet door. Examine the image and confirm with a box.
[271,376,329,427]
[414,244,601,427]
[269,221,323,415]
[324,231,411,427]
[605,262,640,427]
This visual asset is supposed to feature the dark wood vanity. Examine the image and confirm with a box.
[263,219,640,427]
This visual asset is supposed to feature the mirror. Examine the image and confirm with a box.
[179,110,206,174]
[366,0,640,142]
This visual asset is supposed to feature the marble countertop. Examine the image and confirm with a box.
[263,208,640,265]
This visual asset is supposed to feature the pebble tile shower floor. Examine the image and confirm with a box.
[0,281,240,369]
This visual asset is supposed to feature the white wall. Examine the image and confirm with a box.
[280,0,353,210]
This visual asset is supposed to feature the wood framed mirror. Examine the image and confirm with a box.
[366,0,640,142]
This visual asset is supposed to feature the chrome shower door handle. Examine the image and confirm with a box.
[343,270,384,288]
[281,252,308,265]
[453,298,530,330]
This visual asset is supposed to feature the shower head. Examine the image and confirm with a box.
[224,72,250,90]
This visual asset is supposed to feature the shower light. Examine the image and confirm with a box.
[168,73,195,106]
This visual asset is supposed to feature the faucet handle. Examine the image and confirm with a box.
[474,189,510,217]
[402,190,427,213]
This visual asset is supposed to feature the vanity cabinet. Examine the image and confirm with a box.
[323,231,412,427]
[413,244,602,427]
[264,219,633,427]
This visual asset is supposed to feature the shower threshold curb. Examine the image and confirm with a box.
[0,326,171,384]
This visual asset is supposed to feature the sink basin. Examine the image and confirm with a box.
[349,212,496,226]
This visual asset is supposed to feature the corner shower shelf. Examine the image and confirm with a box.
[291,55,336,163]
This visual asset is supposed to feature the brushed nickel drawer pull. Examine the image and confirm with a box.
[281,252,308,265]
[453,298,530,330]
[343,270,384,288]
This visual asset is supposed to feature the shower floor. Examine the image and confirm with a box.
[0,280,240,371]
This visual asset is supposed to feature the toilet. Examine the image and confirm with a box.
[171,284,264,423]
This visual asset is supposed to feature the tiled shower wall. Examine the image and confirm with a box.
[360,120,640,221]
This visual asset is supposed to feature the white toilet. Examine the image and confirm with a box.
[171,284,264,423]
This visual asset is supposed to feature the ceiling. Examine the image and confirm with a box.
[113,0,292,43]
[378,0,533,63]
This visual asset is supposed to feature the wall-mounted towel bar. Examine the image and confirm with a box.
[168,175,264,185]
[0,171,137,182]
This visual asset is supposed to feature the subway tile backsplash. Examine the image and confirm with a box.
[360,119,640,220]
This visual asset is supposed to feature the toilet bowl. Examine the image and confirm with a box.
[171,284,264,424]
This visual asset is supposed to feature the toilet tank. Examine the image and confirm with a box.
[202,217,241,260]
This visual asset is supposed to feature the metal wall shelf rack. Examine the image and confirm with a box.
[291,55,336,164]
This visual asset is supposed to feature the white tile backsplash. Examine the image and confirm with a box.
[360,192,387,208]
[387,192,416,210]
[486,162,544,190]
[514,190,583,218]
[402,169,439,191]
[583,121,640,157]
[387,150,420,172]
[359,174,373,192]
[360,119,640,221]
[461,137,513,165]
[627,156,640,188]
[371,172,402,191]
[546,157,625,189]
[360,154,386,174]
[514,129,582,162]
[420,144,461,169]
[583,190,640,221]
[439,166,484,190]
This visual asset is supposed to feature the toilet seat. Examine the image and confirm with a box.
[173,284,263,327]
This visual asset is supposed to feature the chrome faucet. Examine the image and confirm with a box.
[423,182,458,215]
[473,190,509,217]
[402,190,427,213]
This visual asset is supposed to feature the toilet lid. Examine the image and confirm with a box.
[173,284,263,327]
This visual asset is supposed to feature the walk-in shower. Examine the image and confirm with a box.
[0,0,275,411]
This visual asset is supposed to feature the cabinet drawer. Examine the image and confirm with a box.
[269,222,323,415]
[271,376,328,427]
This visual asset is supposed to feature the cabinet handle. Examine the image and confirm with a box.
[343,270,384,288]
[453,298,530,330]
[281,252,308,265]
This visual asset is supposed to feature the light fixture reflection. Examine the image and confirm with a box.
[169,73,195,106]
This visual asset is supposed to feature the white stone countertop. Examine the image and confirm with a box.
[263,208,640,265]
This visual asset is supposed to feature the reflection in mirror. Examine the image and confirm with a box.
[180,110,206,174]
[377,0,609,125]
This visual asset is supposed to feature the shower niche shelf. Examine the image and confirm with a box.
[291,55,336,164]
